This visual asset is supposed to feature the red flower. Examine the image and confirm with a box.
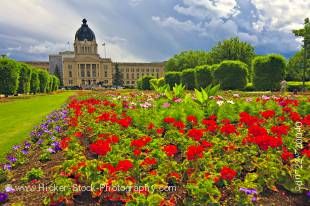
[116,160,133,172]
[133,149,142,156]
[220,166,237,181]
[169,172,181,180]
[247,135,282,151]
[148,122,155,130]
[281,148,294,161]
[60,137,71,150]
[97,112,111,122]
[248,125,267,137]
[302,149,310,158]
[187,129,204,141]
[97,163,115,174]
[141,157,157,166]
[74,131,83,138]
[202,119,218,133]
[164,117,175,124]
[131,136,152,148]
[290,112,301,122]
[163,145,178,157]
[220,124,237,135]
[89,140,111,156]
[118,116,132,128]
[200,140,213,148]
[260,110,275,119]
[156,128,165,135]
[239,112,261,127]
[187,115,198,125]
[173,121,185,130]
[271,125,289,137]
[186,145,204,161]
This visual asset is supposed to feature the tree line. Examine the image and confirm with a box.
[0,57,60,97]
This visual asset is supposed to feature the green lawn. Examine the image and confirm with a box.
[0,92,75,160]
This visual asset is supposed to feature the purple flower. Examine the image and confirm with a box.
[3,164,11,171]
[5,185,15,193]
[306,191,310,198]
[55,125,62,133]
[12,145,20,150]
[52,142,61,152]
[47,148,55,154]
[7,156,17,163]
[251,197,257,202]
[21,149,29,155]
[239,188,257,195]
[24,141,31,149]
[36,139,43,145]
[0,192,8,203]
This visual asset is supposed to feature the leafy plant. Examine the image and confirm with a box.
[22,168,44,182]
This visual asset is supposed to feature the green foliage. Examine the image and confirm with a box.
[164,72,181,88]
[0,58,20,96]
[165,50,212,72]
[150,77,165,90]
[214,60,248,90]
[287,81,310,91]
[17,63,32,94]
[195,65,213,88]
[181,68,196,90]
[30,70,40,94]
[113,63,123,87]
[38,70,49,93]
[253,54,286,91]
[286,49,310,81]
[52,75,60,91]
[53,65,63,86]
[164,84,186,101]
[0,169,7,183]
[22,168,44,182]
[209,37,255,66]
[137,76,154,90]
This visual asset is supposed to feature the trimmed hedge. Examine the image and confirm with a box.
[30,70,40,94]
[137,76,154,90]
[38,70,50,93]
[214,60,248,90]
[0,58,20,96]
[181,68,196,90]
[253,54,286,91]
[164,72,181,88]
[18,63,32,94]
[195,65,213,88]
[287,81,310,92]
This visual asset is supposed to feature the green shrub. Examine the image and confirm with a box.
[181,68,196,90]
[195,65,213,88]
[214,60,248,90]
[22,168,44,182]
[165,72,181,88]
[243,83,255,91]
[0,58,20,96]
[38,70,49,93]
[137,76,154,90]
[287,81,310,92]
[30,70,40,94]
[52,75,60,91]
[17,63,32,94]
[253,54,286,91]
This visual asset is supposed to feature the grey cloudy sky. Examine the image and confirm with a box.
[0,0,308,62]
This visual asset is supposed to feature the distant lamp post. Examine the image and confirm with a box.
[102,43,107,58]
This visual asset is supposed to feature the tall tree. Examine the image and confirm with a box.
[286,49,310,81]
[209,37,255,67]
[293,18,310,90]
[113,63,123,87]
[165,50,212,72]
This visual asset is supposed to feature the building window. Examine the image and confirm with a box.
[69,80,73,85]
[131,73,134,79]
[69,70,72,78]
[68,65,72,69]
[126,73,129,79]
[104,65,108,70]
[156,68,159,72]
[80,64,85,77]
[142,69,144,72]
[86,64,91,77]
[131,81,135,84]
[137,73,139,78]
[131,68,134,72]
[137,68,139,72]
[152,68,154,72]
[146,68,149,72]
[92,64,96,77]
[126,68,129,72]
[126,81,130,84]
[104,71,108,77]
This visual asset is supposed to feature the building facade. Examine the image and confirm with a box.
[49,19,164,88]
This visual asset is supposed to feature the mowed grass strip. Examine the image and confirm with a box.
[0,92,75,160]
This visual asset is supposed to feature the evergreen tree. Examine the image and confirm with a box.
[54,65,63,86]
[113,63,123,87]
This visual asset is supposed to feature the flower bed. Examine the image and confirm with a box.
[0,88,309,205]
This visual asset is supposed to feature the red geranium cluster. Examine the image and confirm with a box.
[187,128,204,141]
[186,145,204,161]
[239,112,261,127]
[163,145,178,157]
[281,147,294,161]
[220,166,237,181]
[245,134,282,151]
[141,157,157,166]
[60,137,71,150]
[131,136,152,148]
[260,110,275,119]
[202,118,218,133]
[187,115,198,125]
[90,139,112,156]
[98,159,133,174]
[271,125,289,137]
[220,123,237,135]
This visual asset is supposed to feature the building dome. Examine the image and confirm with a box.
[75,19,96,41]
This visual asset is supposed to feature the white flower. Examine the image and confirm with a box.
[216,100,224,106]
[227,100,235,104]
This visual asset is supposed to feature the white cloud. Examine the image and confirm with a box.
[174,0,239,19]
[152,16,204,32]
[251,0,310,33]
